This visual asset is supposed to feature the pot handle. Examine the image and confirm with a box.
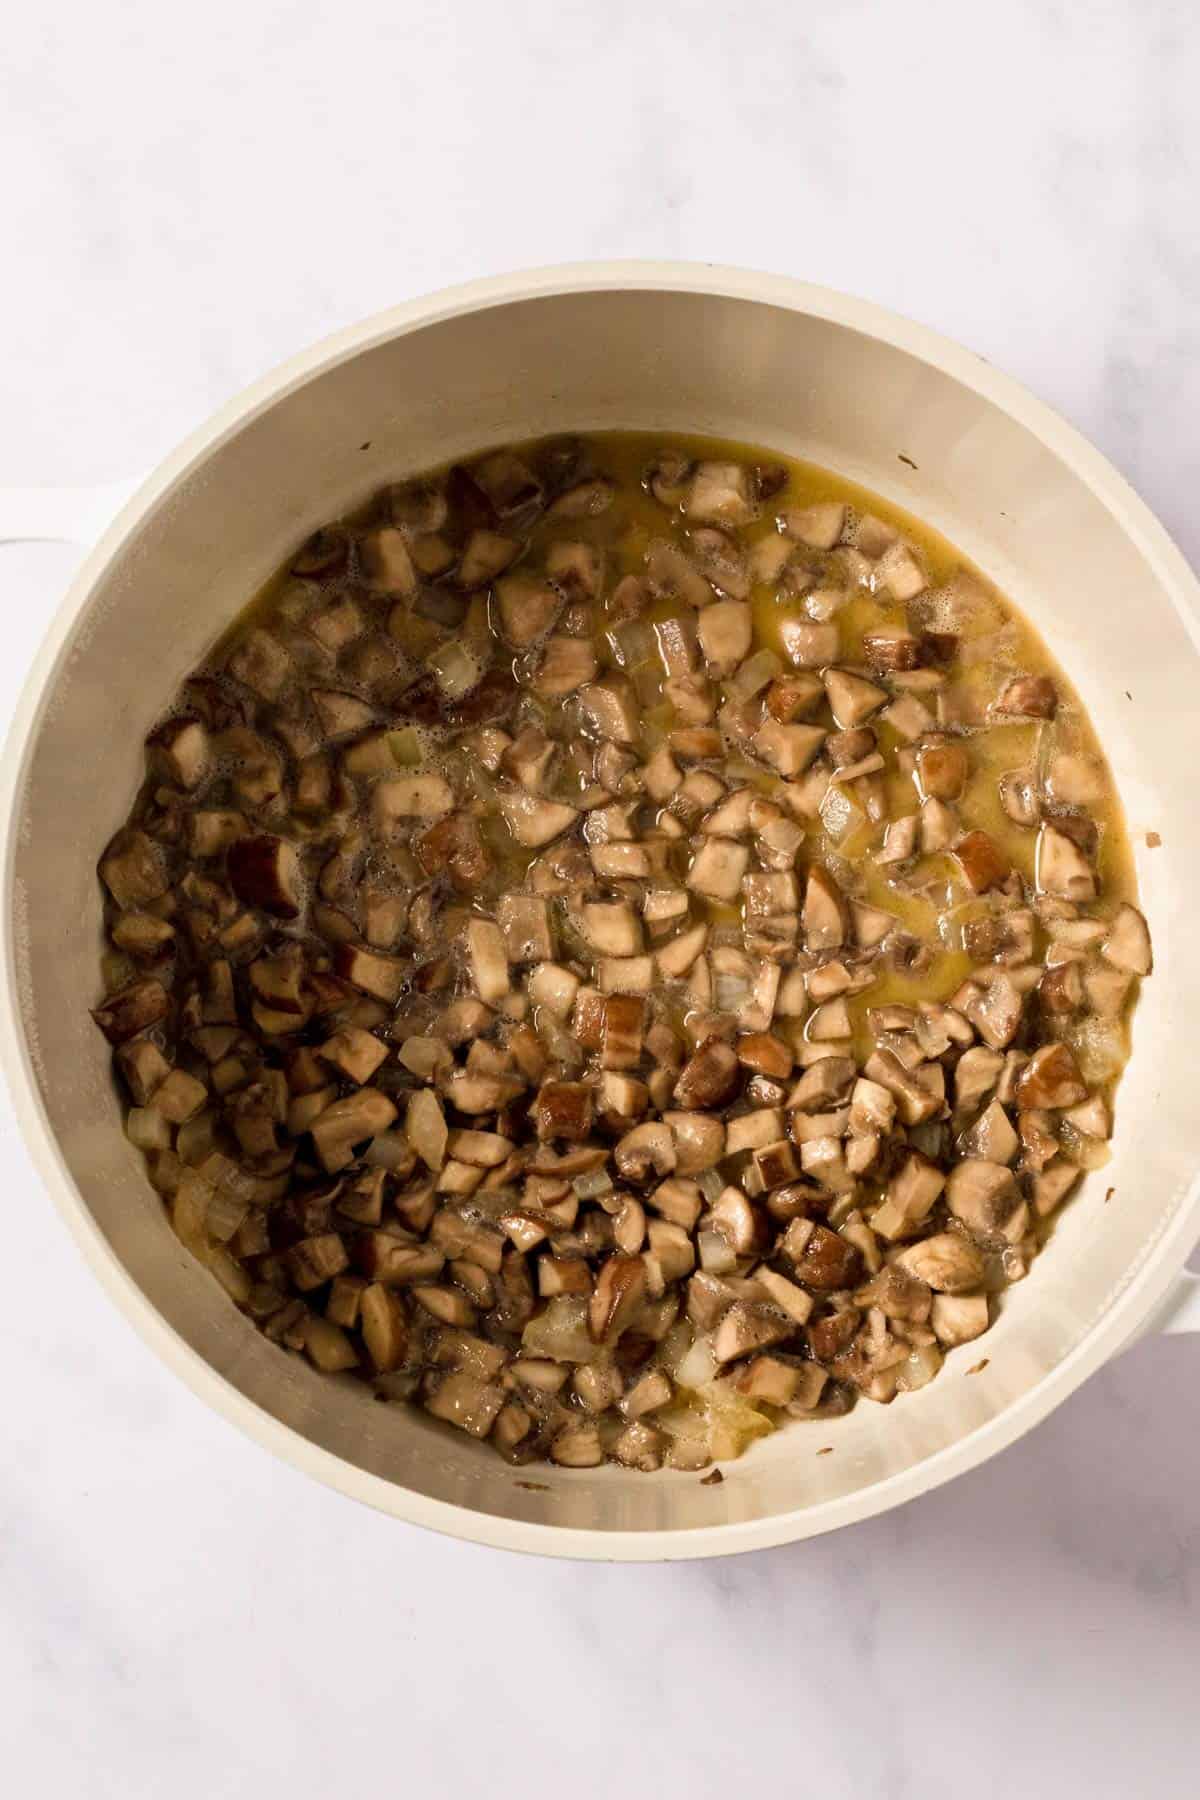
[0,476,147,548]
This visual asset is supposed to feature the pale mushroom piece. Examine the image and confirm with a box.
[880,692,936,741]
[780,619,840,668]
[1036,824,1097,902]
[748,533,795,585]
[683,460,756,527]
[466,918,510,1004]
[823,668,888,729]
[703,788,755,836]
[725,1109,785,1156]
[752,718,826,777]
[876,814,919,865]
[592,841,653,880]
[697,600,752,677]
[597,955,654,996]
[360,527,418,597]
[712,1303,792,1365]
[577,676,640,744]
[930,1293,989,1347]
[962,1098,1019,1165]
[645,540,715,609]
[783,500,846,549]
[655,922,709,979]
[372,774,455,827]
[1032,1159,1082,1216]
[663,1113,726,1176]
[687,838,750,904]
[582,901,643,957]
[920,796,959,854]
[228,628,291,701]
[147,716,210,790]
[1100,902,1152,976]
[310,1089,399,1174]
[808,999,851,1041]
[875,541,928,601]
[946,1159,1022,1236]
[856,513,899,558]
[320,1027,389,1086]
[863,1049,943,1127]
[497,789,579,847]
[803,866,849,950]
[532,635,600,697]
[851,901,895,950]
[643,742,682,801]
[954,1045,1005,1114]
[1063,1093,1111,1139]
[497,895,553,964]
[1044,752,1106,807]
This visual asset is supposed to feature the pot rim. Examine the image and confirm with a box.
[4,259,1198,1561]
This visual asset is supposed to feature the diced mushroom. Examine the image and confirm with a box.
[588,1254,647,1343]
[823,669,887,729]
[994,675,1057,719]
[687,838,749,904]
[576,677,640,744]
[803,866,849,950]
[753,719,826,776]
[953,830,1011,895]
[99,829,168,911]
[896,1233,985,1293]
[946,1160,1021,1237]
[147,717,210,790]
[494,574,562,648]
[674,1038,740,1109]
[333,943,406,1004]
[455,530,522,590]
[310,1089,398,1172]
[697,600,752,677]
[930,1292,989,1346]
[1036,825,1096,902]
[875,542,927,601]
[780,620,840,668]
[92,978,170,1045]
[497,789,579,847]
[533,635,600,697]
[1101,903,1152,976]
[534,1081,596,1143]
[712,1303,793,1365]
[615,1121,676,1182]
[684,461,755,527]
[782,1221,863,1290]
[1015,1042,1088,1110]
[784,500,846,549]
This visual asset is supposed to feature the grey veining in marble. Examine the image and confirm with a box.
[2,3,1199,1795]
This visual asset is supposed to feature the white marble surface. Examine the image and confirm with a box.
[3,3,1199,1794]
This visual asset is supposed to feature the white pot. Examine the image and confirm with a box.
[3,263,1197,1560]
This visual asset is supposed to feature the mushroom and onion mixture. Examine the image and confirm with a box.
[93,434,1152,1474]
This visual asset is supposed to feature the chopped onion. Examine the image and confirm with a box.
[698,1229,738,1275]
[572,1167,613,1201]
[676,1334,718,1390]
[608,619,656,670]
[698,1167,725,1203]
[205,1190,249,1242]
[387,727,424,768]
[896,1343,942,1392]
[426,638,482,701]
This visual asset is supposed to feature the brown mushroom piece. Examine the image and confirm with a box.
[227,836,302,920]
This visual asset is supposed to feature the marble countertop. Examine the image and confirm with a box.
[3,3,1199,1794]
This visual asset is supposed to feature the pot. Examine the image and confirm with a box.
[2,263,1198,1560]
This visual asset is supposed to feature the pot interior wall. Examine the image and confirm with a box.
[11,285,1198,1536]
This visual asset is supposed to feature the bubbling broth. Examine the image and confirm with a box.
[91,433,1151,1473]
